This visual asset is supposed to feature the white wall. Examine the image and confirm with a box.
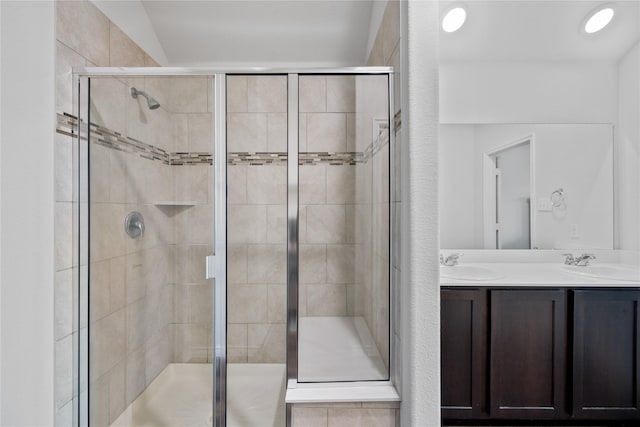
[0,1,55,425]
[441,124,614,250]
[439,125,476,248]
[440,62,617,124]
[401,0,441,425]
[616,42,640,251]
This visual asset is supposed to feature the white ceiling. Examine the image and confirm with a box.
[440,0,640,63]
[140,0,376,66]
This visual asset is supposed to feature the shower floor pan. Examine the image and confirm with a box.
[110,363,286,427]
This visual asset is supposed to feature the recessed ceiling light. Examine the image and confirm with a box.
[584,6,615,34]
[442,6,467,33]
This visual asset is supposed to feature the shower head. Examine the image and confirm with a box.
[130,87,160,110]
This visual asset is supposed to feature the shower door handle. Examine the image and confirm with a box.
[205,255,215,279]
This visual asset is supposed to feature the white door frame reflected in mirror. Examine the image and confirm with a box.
[482,134,536,249]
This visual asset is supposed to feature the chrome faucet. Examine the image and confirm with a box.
[562,253,596,266]
[440,253,462,266]
[575,253,596,266]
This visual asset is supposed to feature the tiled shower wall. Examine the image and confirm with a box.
[226,75,288,363]
[54,1,164,425]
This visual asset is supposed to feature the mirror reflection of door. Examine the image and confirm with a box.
[485,139,531,249]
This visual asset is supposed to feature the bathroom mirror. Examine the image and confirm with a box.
[438,0,639,251]
[439,124,614,250]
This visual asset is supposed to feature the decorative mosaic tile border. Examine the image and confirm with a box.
[56,113,389,167]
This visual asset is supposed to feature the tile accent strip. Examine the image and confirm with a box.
[56,112,389,166]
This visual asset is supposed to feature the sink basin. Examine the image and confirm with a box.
[441,265,503,281]
[562,265,640,282]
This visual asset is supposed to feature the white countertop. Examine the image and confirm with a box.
[440,262,640,287]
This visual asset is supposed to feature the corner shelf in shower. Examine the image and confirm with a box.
[152,201,197,206]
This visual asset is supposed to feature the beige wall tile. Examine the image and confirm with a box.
[300,245,326,284]
[56,41,86,114]
[307,284,347,316]
[248,323,286,363]
[90,260,111,322]
[55,400,73,427]
[227,113,268,152]
[145,330,171,384]
[267,284,287,323]
[90,144,110,203]
[267,113,287,152]
[173,113,189,151]
[267,205,287,244]
[91,308,125,381]
[109,23,145,66]
[247,165,286,204]
[55,134,74,202]
[172,324,209,363]
[228,323,248,363]
[174,244,211,284]
[90,77,127,135]
[227,244,248,283]
[327,244,356,284]
[147,106,174,152]
[176,204,213,245]
[327,165,356,204]
[55,334,74,410]
[174,166,209,204]
[110,151,127,203]
[188,113,213,152]
[125,346,145,403]
[299,76,326,113]
[247,244,286,284]
[227,76,248,112]
[300,165,326,205]
[173,285,190,324]
[327,76,356,113]
[327,408,395,427]
[299,113,308,152]
[228,284,267,323]
[189,283,213,324]
[57,1,110,66]
[144,53,160,67]
[307,113,347,152]
[170,77,209,113]
[247,76,287,113]
[228,205,267,244]
[307,205,346,244]
[228,165,248,205]
[292,407,328,427]
[90,203,127,262]
[108,361,126,424]
[54,269,74,341]
[90,374,110,427]
[145,77,172,113]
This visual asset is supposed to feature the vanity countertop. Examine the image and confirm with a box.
[440,262,640,287]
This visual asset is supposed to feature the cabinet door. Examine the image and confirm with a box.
[489,289,567,419]
[573,290,640,420]
[441,289,487,419]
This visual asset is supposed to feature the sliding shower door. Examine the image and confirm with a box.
[80,74,217,427]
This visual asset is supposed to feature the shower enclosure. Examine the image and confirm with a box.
[74,69,394,427]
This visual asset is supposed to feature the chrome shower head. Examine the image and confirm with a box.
[130,87,160,110]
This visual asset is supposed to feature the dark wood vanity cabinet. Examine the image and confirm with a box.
[441,287,640,423]
[441,289,487,419]
[489,289,567,419]
[573,290,640,420]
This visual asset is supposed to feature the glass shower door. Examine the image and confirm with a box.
[81,74,217,427]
